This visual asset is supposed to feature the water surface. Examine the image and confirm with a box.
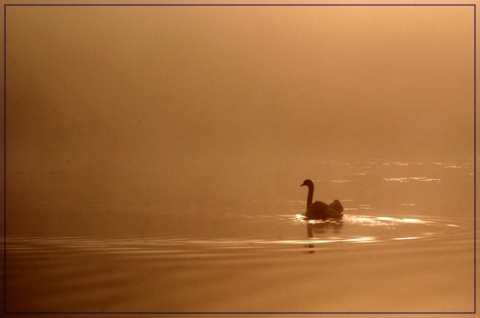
[6,159,475,312]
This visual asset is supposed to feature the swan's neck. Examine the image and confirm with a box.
[306,185,314,209]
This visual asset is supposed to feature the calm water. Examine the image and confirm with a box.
[6,159,476,312]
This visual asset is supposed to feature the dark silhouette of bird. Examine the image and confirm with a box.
[300,179,343,220]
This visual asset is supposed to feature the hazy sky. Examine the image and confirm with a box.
[5,5,475,205]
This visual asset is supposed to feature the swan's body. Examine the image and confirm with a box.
[300,179,343,220]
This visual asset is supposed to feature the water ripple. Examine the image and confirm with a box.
[7,212,472,258]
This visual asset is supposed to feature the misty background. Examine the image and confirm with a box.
[6,6,474,213]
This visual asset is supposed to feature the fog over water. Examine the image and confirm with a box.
[4,4,476,314]
[7,6,473,205]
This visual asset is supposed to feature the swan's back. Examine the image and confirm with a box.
[305,201,329,220]
[306,200,343,220]
[329,199,344,213]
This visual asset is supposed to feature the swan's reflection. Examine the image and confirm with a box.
[305,220,343,253]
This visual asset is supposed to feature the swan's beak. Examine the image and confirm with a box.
[300,183,305,187]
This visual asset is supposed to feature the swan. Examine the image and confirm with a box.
[300,179,343,220]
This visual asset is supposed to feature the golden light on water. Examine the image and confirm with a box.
[383,177,441,182]
[375,216,430,225]
[296,213,433,227]
[290,213,449,244]
[392,236,422,241]
[400,218,429,224]
[343,237,377,243]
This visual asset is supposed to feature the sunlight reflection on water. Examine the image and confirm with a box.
[383,177,441,182]
[8,212,468,255]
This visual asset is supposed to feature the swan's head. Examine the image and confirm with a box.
[300,179,314,187]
